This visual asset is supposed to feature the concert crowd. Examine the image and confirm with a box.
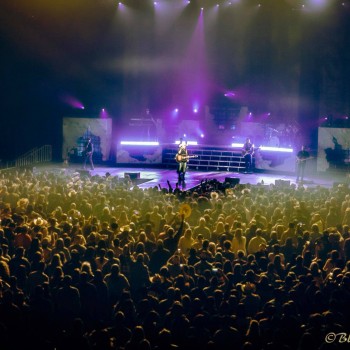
[0,168,349,349]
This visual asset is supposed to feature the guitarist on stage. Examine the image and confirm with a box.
[176,140,188,184]
[242,137,255,173]
[296,145,310,183]
[83,137,94,170]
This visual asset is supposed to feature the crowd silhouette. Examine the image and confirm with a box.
[0,168,349,349]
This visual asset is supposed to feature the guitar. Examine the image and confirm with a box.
[82,141,93,157]
[175,154,198,163]
[242,146,260,157]
[82,149,92,157]
[296,156,314,164]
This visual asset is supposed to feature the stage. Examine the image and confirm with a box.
[33,161,349,191]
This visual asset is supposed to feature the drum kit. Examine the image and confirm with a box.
[264,123,299,147]
[265,127,280,147]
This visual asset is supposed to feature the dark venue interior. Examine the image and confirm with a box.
[0,0,350,349]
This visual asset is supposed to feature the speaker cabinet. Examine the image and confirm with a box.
[76,169,91,177]
[275,179,290,187]
[225,177,240,186]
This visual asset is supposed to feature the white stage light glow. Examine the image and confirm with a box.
[175,140,198,145]
[120,141,159,146]
[260,146,293,153]
[231,144,293,153]
[231,143,244,148]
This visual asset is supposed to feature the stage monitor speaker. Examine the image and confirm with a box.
[124,172,140,180]
[76,169,91,177]
[302,180,314,185]
[225,177,240,186]
[275,179,290,187]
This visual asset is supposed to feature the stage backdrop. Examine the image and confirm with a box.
[317,127,350,172]
[62,118,112,162]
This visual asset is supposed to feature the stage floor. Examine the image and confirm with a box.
[34,162,350,191]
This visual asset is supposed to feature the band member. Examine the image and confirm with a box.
[176,141,188,184]
[296,145,310,182]
[83,137,94,170]
[242,137,255,173]
[178,137,185,149]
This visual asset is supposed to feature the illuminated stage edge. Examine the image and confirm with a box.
[117,142,296,173]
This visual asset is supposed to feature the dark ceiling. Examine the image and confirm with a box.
[0,0,349,159]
